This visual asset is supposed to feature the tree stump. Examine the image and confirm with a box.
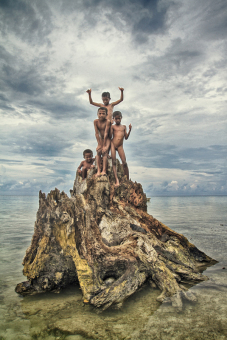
[15,160,217,310]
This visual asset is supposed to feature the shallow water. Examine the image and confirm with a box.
[0,195,227,339]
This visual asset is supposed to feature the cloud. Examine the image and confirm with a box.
[0,0,53,43]
[129,141,227,173]
[0,0,226,196]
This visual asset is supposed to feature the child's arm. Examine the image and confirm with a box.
[86,89,102,108]
[111,87,124,107]
[77,161,84,173]
[90,157,96,168]
[94,120,102,152]
[125,124,132,140]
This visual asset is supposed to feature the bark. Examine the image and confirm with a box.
[15,160,217,310]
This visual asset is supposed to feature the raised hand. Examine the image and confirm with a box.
[129,124,132,130]
[86,89,91,94]
[118,87,124,91]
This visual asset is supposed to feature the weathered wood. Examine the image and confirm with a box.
[15,160,217,310]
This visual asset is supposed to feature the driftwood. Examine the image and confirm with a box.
[16,160,217,310]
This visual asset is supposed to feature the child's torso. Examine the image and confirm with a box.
[84,159,94,169]
[97,119,108,138]
[101,104,113,120]
[112,125,125,146]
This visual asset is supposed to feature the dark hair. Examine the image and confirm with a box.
[83,149,93,157]
[102,92,110,99]
[97,107,108,115]
[113,111,122,118]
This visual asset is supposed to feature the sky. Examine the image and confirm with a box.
[0,0,226,196]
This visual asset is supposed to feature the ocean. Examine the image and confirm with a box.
[0,195,226,340]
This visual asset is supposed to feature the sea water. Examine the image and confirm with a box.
[0,195,226,340]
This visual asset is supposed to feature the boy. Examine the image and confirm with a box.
[111,111,132,187]
[86,87,124,121]
[77,149,95,180]
[94,107,111,176]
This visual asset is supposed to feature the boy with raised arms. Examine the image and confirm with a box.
[86,87,124,121]
[110,111,132,187]
[94,107,111,176]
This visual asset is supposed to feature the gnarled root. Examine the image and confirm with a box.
[16,164,217,311]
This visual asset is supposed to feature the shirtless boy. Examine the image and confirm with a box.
[94,107,111,176]
[77,149,95,180]
[86,87,124,121]
[111,111,132,187]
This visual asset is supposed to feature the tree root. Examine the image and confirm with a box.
[15,161,217,310]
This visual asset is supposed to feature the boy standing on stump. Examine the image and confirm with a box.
[94,107,111,176]
[111,111,132,187]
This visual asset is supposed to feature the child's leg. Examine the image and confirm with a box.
[81,166,87,180]
[101,154,108,176]
[107,144,112,159]
[95,141,103,177]
[118,146,129,180]
[111,142,120,186]
[95,152,102,177]
[107,129,112,159]
[101,139,111,175]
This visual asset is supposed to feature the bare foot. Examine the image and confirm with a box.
[100,171,107,176]
[95,172,101,178]
[115,180,120,187]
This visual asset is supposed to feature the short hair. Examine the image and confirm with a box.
[102,92,110,98]
[97,107,108,115]
[83,149,93,157]
[113,111,122,118]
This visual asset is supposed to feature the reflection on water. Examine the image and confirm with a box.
[0,196,227,339]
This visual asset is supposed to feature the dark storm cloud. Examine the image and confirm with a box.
[0,45,88,120]
[58,0,171,43]
[131,0,170,43]
[0,128,73,157]
[28,98,90,119]
[198,0,227,41]
[0,112,94,161]
[0,93,8,101]
[178,145,227,163]
[0,0,53,44]
[0,159,22,163]
[0,102,15,111]
[130,141,227,172]
[0,44,54,101]
[2,64,45,96]
[134,38,205,83]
